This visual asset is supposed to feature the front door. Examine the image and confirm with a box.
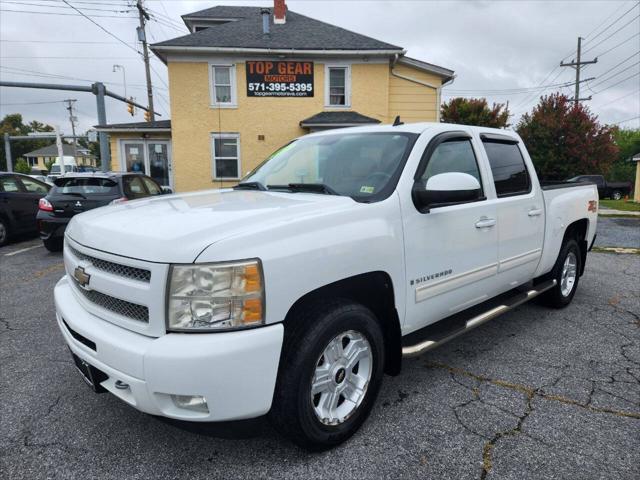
[120,140,172,188]
[401,132,499,334]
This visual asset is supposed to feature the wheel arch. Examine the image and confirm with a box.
[282,271,403,376]
[562,218,589,276]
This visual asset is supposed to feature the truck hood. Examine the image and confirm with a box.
[66,189,356,263]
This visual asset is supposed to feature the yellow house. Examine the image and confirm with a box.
[23,143,97,171]
[101,2,454,192]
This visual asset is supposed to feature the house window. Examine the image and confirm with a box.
[212,134,240,179]
[210,65,236,107]
[325,65,350,107]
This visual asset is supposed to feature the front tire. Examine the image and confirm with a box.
[269,299,385,450]
[611,190,622,200]
[43,237,63,252]
[539,239,581,308]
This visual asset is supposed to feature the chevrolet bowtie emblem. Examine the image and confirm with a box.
[74,266,91,288]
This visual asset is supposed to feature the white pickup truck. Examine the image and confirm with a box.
[55,123,598,449]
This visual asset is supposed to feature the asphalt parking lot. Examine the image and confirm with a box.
[0,238,638,479]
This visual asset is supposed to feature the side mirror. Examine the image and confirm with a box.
[161,187,173,194]
[412,172,482,212]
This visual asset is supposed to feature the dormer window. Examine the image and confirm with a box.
[210,64,237,107]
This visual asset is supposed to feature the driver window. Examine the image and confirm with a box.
[261,145,321,185]
[422,139,482,188]
[20,177,49,194]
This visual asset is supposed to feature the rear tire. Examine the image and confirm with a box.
[539,239,581,308]
[0,218,8,247]
[269,299,385,450]
[43,237,63,252]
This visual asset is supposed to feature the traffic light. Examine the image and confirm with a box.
[144,110,152,122]
[127,98,135,116]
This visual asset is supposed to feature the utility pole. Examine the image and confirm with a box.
[54,125,65,175]
[560,37,598,105]
[64,99,78,159]
[136,0,155,122]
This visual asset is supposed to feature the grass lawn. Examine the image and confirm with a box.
[600,199,640,212]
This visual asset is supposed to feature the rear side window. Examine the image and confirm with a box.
[482,141,531,197]
[53,177,119,195]
[123,176,148,199]
[142,177,162,195]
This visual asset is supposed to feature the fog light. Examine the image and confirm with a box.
[171,394,209,413]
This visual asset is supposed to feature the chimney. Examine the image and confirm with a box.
[261,8,270,35]
[274,0,286,24]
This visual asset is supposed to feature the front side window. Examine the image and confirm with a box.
[421,139,482,187]
[482,141,531,197]
[123,176,148,199]
[212,134,240,179]
[325,66,350,107]
[142,177,162,195]
[0,176,20,192]
[242,132,417,202]
[211,65,235,106]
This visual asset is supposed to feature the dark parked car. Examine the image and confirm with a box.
[37,172,169,252]
[567,175,632,200]
[0,172,51,247]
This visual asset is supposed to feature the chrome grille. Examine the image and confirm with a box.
[68,244,151,282]
[71,276,149,323]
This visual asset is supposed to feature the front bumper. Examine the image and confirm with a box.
[55,276,284,422]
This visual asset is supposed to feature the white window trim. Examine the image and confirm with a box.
[324,64,351,108]
[211,133,241,180]
[209,63,237,108]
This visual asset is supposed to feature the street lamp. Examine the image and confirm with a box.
[113,64,127,99]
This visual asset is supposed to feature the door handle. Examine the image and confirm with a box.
[475,217,496,229]
[528,208,543,217]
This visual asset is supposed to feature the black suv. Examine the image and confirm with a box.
[0,172,51,246]
[37,172,169,252]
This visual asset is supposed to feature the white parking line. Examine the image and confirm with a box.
[4,245,43,257]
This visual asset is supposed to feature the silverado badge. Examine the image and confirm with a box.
[73,266,91,288]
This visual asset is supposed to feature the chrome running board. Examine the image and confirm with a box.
[402,279,557,358]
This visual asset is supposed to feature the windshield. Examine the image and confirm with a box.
[242,132,418,201]
[52,177,119,196]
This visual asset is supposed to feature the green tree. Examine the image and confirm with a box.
[516,93,618,181]
[44,157,56,173]
[0,113,55,170]
[441,97,510,128]
[13,158,31,174]
[609,128,640,182]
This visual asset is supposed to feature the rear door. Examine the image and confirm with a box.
[0,175,36,233]
[478,133,544,289]
[16,176,50,231]
[401,130,499,332]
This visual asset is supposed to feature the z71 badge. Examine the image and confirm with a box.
[411,269,453,286]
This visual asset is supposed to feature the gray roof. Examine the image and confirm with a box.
[300,111,381,127]
[397,56,455,83]
[24,144,94,158]
[95,120,171,132]
[153,6,402,54]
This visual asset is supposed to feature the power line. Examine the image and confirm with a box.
[582,1,633,41]
[593,71,640,94]
[0,100,69,106]
[589,60,640,89]
[582,2,639,47]
[613,115,640,125]
[0,1,134,13]
[582,13,640,55]
[592,32,640,58]
[0,8,136,18]
[60,0,142,55]
[591,88,640,109]
[0,39,122,44]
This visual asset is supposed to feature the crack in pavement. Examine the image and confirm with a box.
[424,361,640,479]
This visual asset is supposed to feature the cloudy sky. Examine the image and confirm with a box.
[1,0,638,134]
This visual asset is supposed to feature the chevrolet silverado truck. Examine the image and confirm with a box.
[55,123,598,450]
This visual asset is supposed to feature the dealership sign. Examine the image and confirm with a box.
[246,61,314,97]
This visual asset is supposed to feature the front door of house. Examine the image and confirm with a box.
[121,140,172,189]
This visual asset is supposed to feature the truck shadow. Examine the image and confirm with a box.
[158,415,272,440]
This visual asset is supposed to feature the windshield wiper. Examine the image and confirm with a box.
[267,183,339,195]
[233,181,267,191]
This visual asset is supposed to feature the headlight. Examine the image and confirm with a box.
[167,259,264,332]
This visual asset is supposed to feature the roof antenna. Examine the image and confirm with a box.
[392,115,403,126]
